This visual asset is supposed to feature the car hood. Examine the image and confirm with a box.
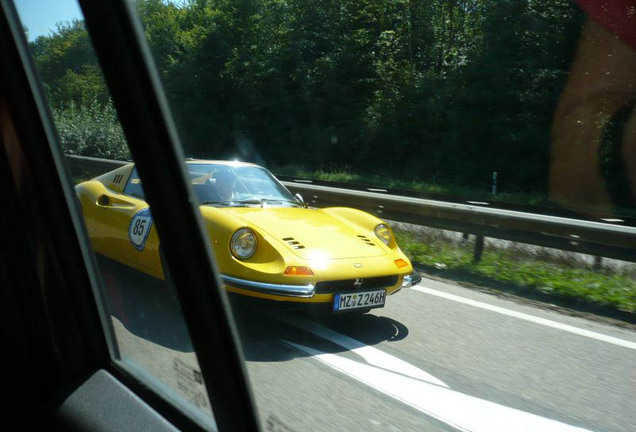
[228,207,387,260]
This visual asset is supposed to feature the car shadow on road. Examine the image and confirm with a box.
[229,298,410,362]
[96,255,410,358]
[97,255,194,352]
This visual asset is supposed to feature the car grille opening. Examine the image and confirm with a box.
[314,275,398,294]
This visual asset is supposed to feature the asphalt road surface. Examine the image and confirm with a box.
[100,257,636,432]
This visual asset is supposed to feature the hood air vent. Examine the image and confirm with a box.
[357,235,376,246]
[282,237,305,250]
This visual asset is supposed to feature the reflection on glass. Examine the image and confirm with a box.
[14,0,636,431]
[134,0,635,431]
[13,0,215,424]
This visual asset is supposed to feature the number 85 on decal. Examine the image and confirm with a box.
[128,207,153,251]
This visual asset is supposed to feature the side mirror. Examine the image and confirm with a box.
[97,194,110,206]
[294,193,307,207]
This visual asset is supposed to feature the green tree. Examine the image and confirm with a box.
[52,99,129,160]
[31,0,589,203]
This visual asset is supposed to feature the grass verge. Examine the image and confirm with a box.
[395,230,636,321]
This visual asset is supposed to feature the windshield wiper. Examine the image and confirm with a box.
[199,201,232,206]
[234,199,265,207]
[203,199,303,208]
[236,199,304,207]
[268,199,304,206]
[282,199,304,206]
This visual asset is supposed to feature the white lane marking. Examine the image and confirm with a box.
[286,341,593,432]
[282,315,448,387]
[412,286,636,350]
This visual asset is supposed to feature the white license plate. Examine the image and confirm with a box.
[333,290,386,313]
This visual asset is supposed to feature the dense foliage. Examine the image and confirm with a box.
[32,0,584,196]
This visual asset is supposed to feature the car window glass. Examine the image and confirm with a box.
[187,163,297,204]
[124,168,145,200]
[131,1,636,431]
[13,0,216,427]
[16,0,636,431]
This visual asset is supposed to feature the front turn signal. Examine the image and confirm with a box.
[394,259,408,268]
[284,266,314,276]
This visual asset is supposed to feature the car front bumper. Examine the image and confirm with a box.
[221,273,410,302]
[221,274,315,298]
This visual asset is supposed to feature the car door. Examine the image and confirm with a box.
[104,167,163,278]
[77,164,163,279]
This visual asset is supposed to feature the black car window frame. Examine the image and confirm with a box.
[0,0,260,431]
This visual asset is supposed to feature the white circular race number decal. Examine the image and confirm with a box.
[128,207,153,251]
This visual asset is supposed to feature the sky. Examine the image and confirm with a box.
[14,0,83,41]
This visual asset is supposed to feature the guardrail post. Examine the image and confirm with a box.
[473,236,485,263]
[594,256,603,271]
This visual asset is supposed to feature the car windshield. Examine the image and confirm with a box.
[187,163,299,206]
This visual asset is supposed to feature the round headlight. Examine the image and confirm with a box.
[230,228,257,260]
[374,223,392,246]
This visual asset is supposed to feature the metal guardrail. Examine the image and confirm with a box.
[66,154,128,173]
[66,155,636,263]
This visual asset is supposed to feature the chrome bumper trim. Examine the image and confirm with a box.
[402,270,421,287]
[221,275,315,298]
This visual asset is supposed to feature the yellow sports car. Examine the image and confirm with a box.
[75,161,419,313]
